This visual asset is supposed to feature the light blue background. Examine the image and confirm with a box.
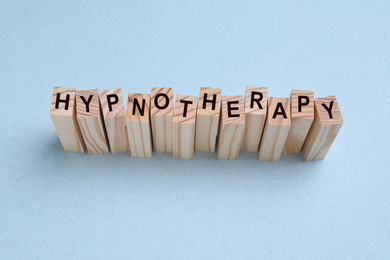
[1,0,389,259]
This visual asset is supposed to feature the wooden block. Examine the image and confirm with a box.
[241,86,268,151]
[259,97,291,161]
[76,89,109,155]
[50,86,85,152]
[283,90,314,155]
[150,87,174,152]
[194,87,222,152]
[100,88,129,153]
[217,96,245,160]
[302,96,343,161]
[172,94,198,160]
[125,93,153,158]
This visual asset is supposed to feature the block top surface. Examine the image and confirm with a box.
[173,94,198,124]
[221,95,245,125]
[99,88,126,118]
[126,93,150,122]
[50,86,76,116]
[76,89,100,118]
[150,87,174,116]
[315,95,343,126]
[244,86,268,114]
[197,87,222,116]
[267,97,291,125]
[290,89,314,118]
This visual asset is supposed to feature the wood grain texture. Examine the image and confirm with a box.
[150,87,174,152]
[283,90,314,155]
[172,94,198,160]
[195,87,222,152]
[241,86,268,151]
[217,96,245,160]
[259,97,291,161]
[125,93,153,158]
[76,89,109,155]
[100,88,129,153]
[50,86,85,152]
[302,96,343,161]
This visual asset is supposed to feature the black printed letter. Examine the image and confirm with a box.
[180,100,193,117]
[132,98,146,116]
[80,95,93,113]
[321,101,334,119]
[107,94,119,112]
[227,101,240,117]
[55,93,70,110]
[272,102,287,119]
[154,93,169,110]
[202,93,217,110]
[250,91,263,109]
[298,96,309,112]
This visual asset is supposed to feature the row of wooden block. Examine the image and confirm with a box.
[49,86,343,161]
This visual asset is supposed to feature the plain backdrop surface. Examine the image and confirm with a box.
[1,0,389,259]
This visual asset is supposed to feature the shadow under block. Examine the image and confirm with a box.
[125,93,153,158]
[50,86,85,152]
[172,95,198,160]
[283,90,314,155]
[100,88,129,153]
[76,89,109,155]
[302,96,343,161]
[241,86,268,151]
[217,96,245,160]
[259,97,291,161]
[195,87,222,152]
[151,87,174,152]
